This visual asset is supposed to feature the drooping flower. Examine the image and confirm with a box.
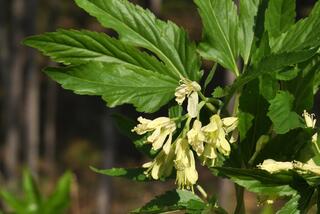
[258,159,320,176]
[143,140,175,180]
[302,110,319,150]
[201,143,217,167]
[293,160,320,176]
[132,116,176,150]
[175,78,201,118]
[187,119,205,156]
[303,110,316,128]
[174,138,198,190]
[201,115,231,156]
[257,159,293,174]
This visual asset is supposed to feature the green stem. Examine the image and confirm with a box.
[198,91,217,113]
[234,185,245,214]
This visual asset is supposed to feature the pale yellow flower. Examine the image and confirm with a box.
[202,115,231,156]
[132,116,176,150]
[294,160,320,176]
[302,110,319,152]
[222,117,238,134]
[187,120,205,156]
[201,144,217,167]
[303,110,316,128]
[175,78,201,118]
[174,138,198,190]
[143,141,175,180]
[257,159,293,173]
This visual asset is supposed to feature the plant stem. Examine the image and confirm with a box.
[198,91,217,113]
[234,184,245,214]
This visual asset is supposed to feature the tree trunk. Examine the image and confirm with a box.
[2,0,26,184]
[24,0,39,176]
[43,0,60,175]
[97,112,116,214]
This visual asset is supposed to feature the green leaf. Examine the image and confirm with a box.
[45,62,177,113]
[211,86,226,98]
[271,2,320,53]
[277,185,314,214]
[22,169,41,207]
[256,128,314,163]
[23,29,176,80]
[168,105,183,119]
[112,113,137,141]
[259,73,278,100]
[44,172,72,213]
[195,0,239,74]
[238,80,271,163]
[275,67,299,81]
[74,0,201,81]
[265,0,296,38]
[91,167,151,182]
[204,63,217,91]
[237,111,254,142]
[215,167,296,197]
[267,91,304,134]
[286,58,320,113]
[238,0,260,64]
[276,195,300,214]
[0,190,25,213]
[227,48,317,102]
[132,189,204,213]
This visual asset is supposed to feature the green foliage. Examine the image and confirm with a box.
[91,167,151,182]
[131,189,205,213]
[74,0,201,81]
[25,0,320,213]
[267,91,304,134]
[45,62,177,113]
[195,0,239,74]
[0,170,72,214]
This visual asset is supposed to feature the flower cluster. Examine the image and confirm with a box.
[132,114,238,190]
[131,78,239,190]
[258,159,320,176]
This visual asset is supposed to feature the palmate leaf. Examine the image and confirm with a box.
[238,80,271,163]
[267,91,304,134]
[74,0,201,81]
[23,29,176,80]
[45,62,177,113]
[226,48,318,102]
[195,0,239,74]
[131,189,205,213]
[215,167,296,197]
[265,0,296,39]
[238,0,260,65]
[270,1,320,53]
[91,167,150,182]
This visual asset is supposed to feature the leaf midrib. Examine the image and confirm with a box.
[207,0,238,73]
[84,0,183,79]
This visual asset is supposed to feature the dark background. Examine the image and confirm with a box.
[0,0,317,213]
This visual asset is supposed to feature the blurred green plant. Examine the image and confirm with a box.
[0,170,72,214]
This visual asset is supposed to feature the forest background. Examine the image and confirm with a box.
[0,0,318,213]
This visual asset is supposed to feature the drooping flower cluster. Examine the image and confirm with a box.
[184,116,239,167]
[258,159,320,176]
[132,116,176,150]
[132,113,238,190]
[130,77,239,190]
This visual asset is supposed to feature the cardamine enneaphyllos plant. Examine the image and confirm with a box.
[24,0,320,212]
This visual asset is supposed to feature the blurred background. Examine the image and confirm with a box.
[0,0,317,213]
